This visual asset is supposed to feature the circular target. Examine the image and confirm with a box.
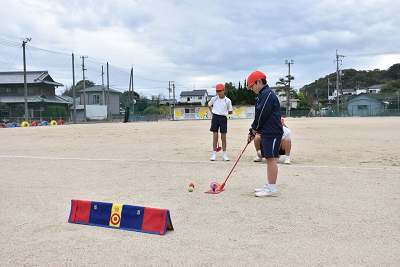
[110,213,121,225]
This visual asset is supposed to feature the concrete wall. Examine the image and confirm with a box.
[72,105,108,121]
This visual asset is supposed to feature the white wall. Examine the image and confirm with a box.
[72,105,108,120]
[173,106,254,120]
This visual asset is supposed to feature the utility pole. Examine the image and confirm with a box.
[81,56,88,122]
[22,38,31,121]
[173,83,176,108]
[107,62,110,121]
[72,53,76,123]
[285,59,294,117]
[168,81,174,102]
[335,50,345,116]
[130,67,134,102]
[169,81,171,101]
[102,66,105,105]
[128,70,132,102]
[327,77,330,100]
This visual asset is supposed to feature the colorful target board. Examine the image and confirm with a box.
[68,199,173,235]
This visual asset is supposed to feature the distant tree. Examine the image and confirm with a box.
[0,102,8,109]
[276,75,295,115]
[45,106,67,118]
[234,80,256,105]
[381,80,400,94]
[150,92,165,104]
[62,80,96,97]
[142,106,158,115]
[221,81,255,105]
[385,63,400,80]
[224,82,237,104]
[15,104,25,117]
[61,86,72,97]
[120,90,140,104]
[235,81,245,105]
[296,90,311,110]
[137,92,149,102]
[306,93,316,108]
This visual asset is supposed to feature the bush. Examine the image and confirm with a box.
[142,106,158,115]
[45,106,67,118]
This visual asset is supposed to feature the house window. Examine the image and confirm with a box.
[198,96,202,100]
[93,94,100,104]
[185,108,196,114]
[6,88,11,93]
[187,97,190,102]
[357,105,367,111]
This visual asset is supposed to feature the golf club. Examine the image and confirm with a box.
[205,129,254,194]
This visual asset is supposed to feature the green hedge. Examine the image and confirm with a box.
[45,106,67,118]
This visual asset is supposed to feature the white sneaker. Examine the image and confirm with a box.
[211,154,217,161]
[284,158,291,164]
[254,187,278,197]
[254,156,263,162]
[254,184,268,192]
[222,155,229,161]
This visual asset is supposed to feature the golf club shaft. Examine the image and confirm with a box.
[221,141,250,186]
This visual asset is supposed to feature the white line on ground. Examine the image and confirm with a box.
[1,155,399,172]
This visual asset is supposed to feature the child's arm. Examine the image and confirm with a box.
[227,99,233,115]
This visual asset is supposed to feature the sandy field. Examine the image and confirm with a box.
[0,116,399,266]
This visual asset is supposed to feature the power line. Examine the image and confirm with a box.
[346,50,400,57]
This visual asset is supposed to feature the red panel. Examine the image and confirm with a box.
[75,200,92,223]
[142,207,167,235]
[68,200,78,223]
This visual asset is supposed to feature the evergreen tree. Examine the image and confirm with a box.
[62,80,96,97]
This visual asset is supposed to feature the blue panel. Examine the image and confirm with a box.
[120,205,145,230]
[89,202,113,226]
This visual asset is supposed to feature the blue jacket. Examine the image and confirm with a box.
[251,84,283,138]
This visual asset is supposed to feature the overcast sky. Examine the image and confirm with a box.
[1,0,400,98]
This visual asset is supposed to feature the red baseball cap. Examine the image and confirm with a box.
[247,71,266,90]
[216,84,225,91]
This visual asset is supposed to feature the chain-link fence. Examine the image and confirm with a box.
[123,102,173,122]
[349,105,400,116]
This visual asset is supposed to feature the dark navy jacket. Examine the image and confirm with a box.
[251,84,283,138]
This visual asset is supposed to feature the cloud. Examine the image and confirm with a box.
[1,0,400,97]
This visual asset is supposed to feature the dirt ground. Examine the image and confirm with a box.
[0,116,399,266]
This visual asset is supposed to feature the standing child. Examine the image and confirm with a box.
[246,71,283,197]
[208,84,233,161]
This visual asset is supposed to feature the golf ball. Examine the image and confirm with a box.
[188,186,194,192]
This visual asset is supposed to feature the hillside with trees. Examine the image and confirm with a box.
[300,63,400,101]
[61,63,400,112]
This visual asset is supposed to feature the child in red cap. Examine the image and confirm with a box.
[246,71,283,197]
[208,84,233,161]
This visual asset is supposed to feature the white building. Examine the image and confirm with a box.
[270,87,300,109]
[330,84,383,100]
[180,90,209,106]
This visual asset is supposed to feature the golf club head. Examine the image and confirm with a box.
[205,182,225,194]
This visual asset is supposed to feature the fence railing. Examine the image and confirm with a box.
[3,109,399,126]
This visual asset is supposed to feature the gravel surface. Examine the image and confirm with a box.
[0,117,399,266]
